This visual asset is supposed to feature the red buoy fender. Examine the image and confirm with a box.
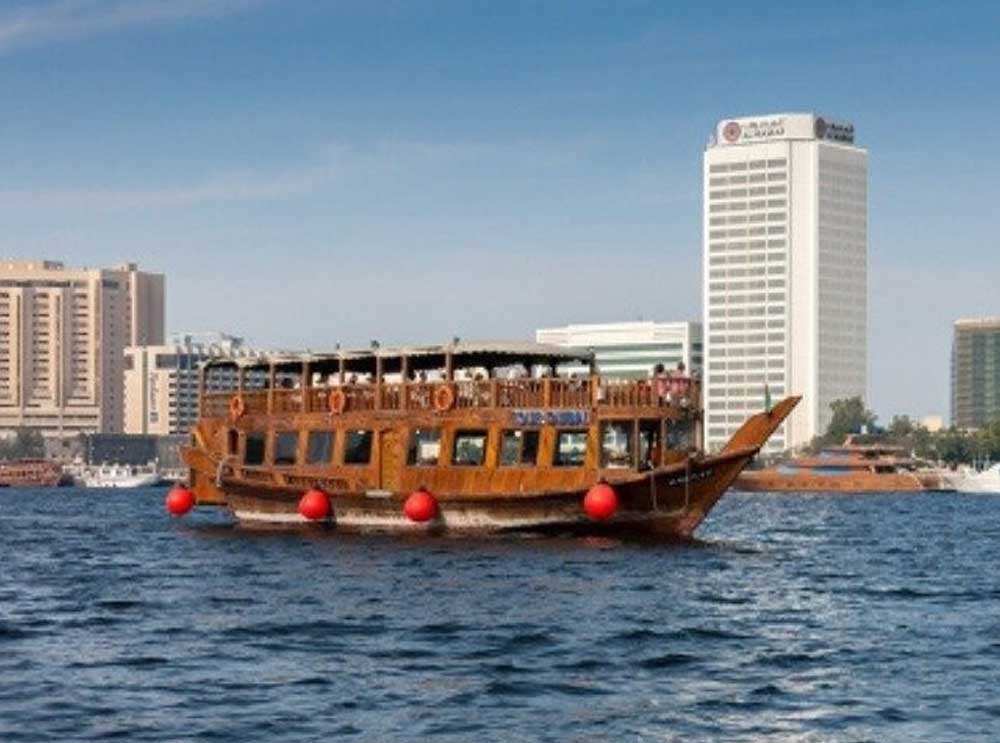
[298,488,331,521]
[404,489,438,523]
[165,485,195,516]
[583,483,619,521]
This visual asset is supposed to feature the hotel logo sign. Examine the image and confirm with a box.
[817,118,855,143]
[718,114,855,145]
[722,117,787,144]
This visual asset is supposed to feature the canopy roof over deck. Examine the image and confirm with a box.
[203,340,595,376]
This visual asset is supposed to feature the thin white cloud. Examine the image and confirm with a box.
[0,0,269,52]
[0,163,336,213]
[0,135,606,214]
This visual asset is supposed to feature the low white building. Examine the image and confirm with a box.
[535,321,702,379]
[124,333,261,435]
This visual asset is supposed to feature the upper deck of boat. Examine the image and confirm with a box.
[199,340,701,420]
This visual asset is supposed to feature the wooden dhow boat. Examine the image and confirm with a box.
[0,459,68,488]
[178,341,799,537]
[734,438,952,493]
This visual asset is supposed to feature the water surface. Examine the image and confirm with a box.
[1,489,998,741]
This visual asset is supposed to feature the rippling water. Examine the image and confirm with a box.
[2,488,999,742]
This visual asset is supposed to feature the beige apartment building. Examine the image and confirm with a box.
[0,260,164,436]
[124,334,259,435]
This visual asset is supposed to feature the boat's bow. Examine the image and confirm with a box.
[655,395,801,535]
[722,395,801,455]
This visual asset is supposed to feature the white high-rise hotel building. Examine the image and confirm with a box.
[703,113,868,452]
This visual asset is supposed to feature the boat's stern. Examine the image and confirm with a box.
[181,421,229,506]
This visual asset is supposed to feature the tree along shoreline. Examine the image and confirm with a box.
[808,397,1000,466]
[0,428,46,462]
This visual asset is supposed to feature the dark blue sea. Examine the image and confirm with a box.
[2,489,999,742]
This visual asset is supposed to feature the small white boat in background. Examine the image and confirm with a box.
[948,463,1000,494]
[81,463,163,489]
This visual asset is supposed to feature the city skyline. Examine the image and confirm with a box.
[1,1,998,421]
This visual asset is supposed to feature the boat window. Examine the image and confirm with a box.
[227,429,238,456]
[274,431,298,466]
[638,420,661,470]
[600,422,634,469]
[553,430,588,467]
[306,431,335,465]
[453,430,488,467]
[408,428,441,466]
[344,430,373,465]
[500,430,539,466]
[244,432,266,466]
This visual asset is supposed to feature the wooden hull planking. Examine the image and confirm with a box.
[734,469,947,493]
[184,397,799,537]
[213,446,753,537]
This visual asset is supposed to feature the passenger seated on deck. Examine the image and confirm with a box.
[473,372,490,406]
[413,371,431,408]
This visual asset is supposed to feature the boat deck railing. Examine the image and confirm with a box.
[201,377,699,418]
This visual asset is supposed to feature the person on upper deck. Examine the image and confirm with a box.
[669,361,690,405]
[653,363,670,404]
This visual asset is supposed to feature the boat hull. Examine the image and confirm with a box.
[734,469,934,493]
[82,473,162,489]
[215,446,757,538]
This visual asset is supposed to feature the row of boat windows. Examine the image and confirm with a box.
[241,428,560,468]
[239,421,695,470]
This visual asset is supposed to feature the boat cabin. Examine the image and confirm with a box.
[192,341,702,501]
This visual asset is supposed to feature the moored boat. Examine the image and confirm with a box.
[181,341,798,537]
[0,459,68,488]
[946,463,1000,494]
[80,463,163,489]
[735,439,951,493]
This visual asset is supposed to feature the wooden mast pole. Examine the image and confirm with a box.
[400,354,409,411]
[301,358,311,413]
[266,362,276,415]
[198,363,207,417]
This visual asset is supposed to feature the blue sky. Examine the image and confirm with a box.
[1,0,998,420]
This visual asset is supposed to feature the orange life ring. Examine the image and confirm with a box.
[433,384,456,412]
[328,389,347,415]
[228,394,246,421]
